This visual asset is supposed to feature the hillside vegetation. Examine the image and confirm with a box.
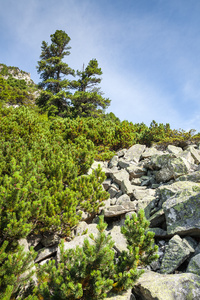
[0,29,199,299]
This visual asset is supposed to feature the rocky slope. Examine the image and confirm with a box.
[21,143,200,299]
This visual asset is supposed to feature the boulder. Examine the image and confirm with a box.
[35,245,58,263]
[163,191,200,236]
[187,146,200,164]
[115,194,131,205]
[121,179,133,196]
[103,202,136,218]
[155,157,190,182]
[110,169,130,187]
[108,184,119,198]
[133,187,155,201]
[127,165,147,179]
[118,159,132,169]
[133,271,200,300]
[187,253,200,276]
[108,226,127,253]
[109,155,119,168]
[124,144,146,163]
[102,178,112,191]
[141,147,162,159]
[167,145,183,156]
[157,181,200,207]
[149,209,165,228]
[179,150,194,165]
[160,235,195,274]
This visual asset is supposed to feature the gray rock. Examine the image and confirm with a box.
[110,169,129,186]
[121,179,133,196]
[127,165,147,179]
[187,146,200,164]
[160,235,195,274]
[167,145,183,156]
[157,181,200,207]
[35,245,58,263]
[109,155,119,168]
[179,150,195,165]
[27,233,42,248]
[133,271,200,300]
[117,149,127,158]
[141,147,162,159]
[102,178,112,191]
[177,170,200,183]
[187,253,200,275]
[147,153,174,170]
[106,289,135,300]
[18,238,29,252]
[133,187,155,201]
[137,198,156,219]
[103,205,127,217]
[108,185,119,198]
[74,221,88,236]
[103,201,136,217]
[116,194,131,205]
[131,178,141,186]
[118,159,132,169]
[155,157,190,183]
[108,225,127,253]
[88,161,108,175]
[149,209,166,228]
[163,191,200,236]
[124,144,146,163]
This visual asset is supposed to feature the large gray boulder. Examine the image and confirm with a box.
[124,144,146,163]
[157,181,200,207]
[133,271,200,300]
[160,235,195,274]
[155,157,190,182]
[146,154,190,182]
[141,147,162,159]
[110,169,130,187]
[167,145,183,156]
[163,190,200,236]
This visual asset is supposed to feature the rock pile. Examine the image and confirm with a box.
[22,143,200,299]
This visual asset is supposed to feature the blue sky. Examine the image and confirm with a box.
[1,0,200,131]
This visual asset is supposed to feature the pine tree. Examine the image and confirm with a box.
[36,30,75,116]
[35,210,158,300]
[0,241,37,299]
[70,59,111,117]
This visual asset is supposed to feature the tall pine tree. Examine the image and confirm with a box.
[70,59,111,117]
[36,30,74,116]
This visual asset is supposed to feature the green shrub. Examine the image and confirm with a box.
[35,210,158,300]
[0,106,108,242]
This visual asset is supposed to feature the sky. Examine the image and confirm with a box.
[1,0,200,132]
